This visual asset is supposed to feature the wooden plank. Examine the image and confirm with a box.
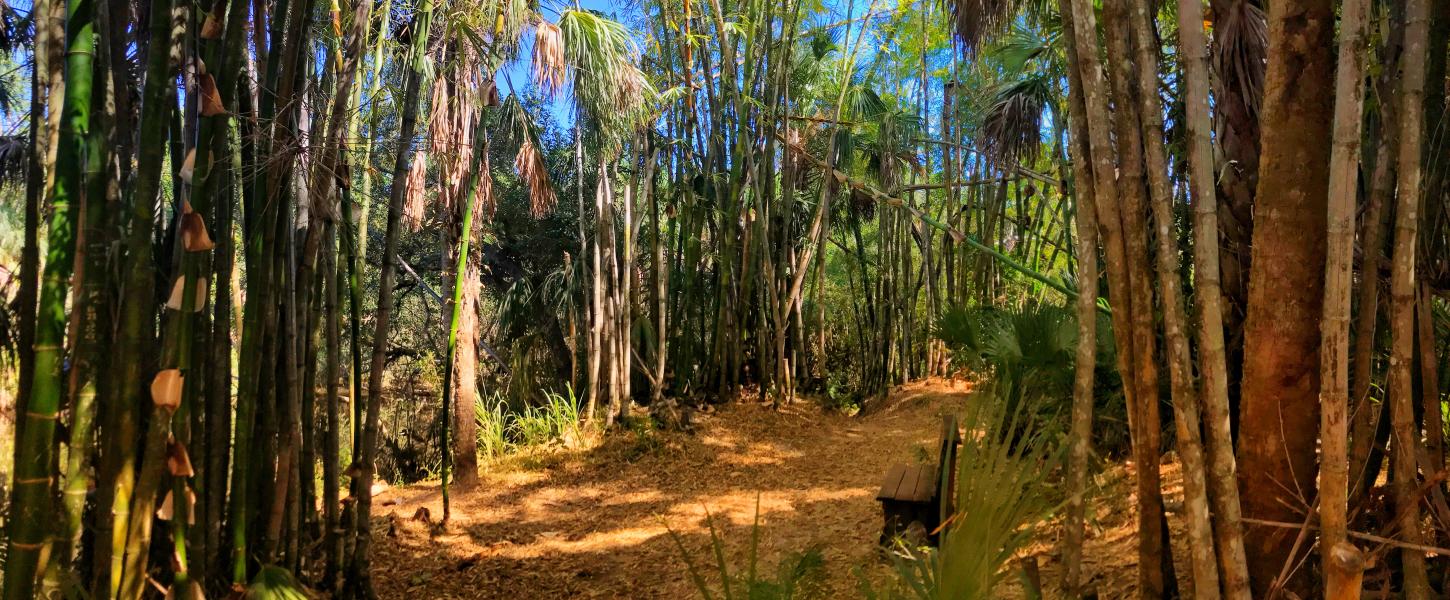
[895,466,922,501]
[912,466,939,502]
[877,464,908,500]
[938,414,960,522]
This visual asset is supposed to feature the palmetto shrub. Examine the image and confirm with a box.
[863,398,1061,599]
[933,301,1130,456]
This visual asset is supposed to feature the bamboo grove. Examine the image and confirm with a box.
[0,0,1448,593]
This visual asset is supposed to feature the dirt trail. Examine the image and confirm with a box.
[370,380,969,599]
[370,379,1166,599]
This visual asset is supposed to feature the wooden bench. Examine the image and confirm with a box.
[876,414,960,546]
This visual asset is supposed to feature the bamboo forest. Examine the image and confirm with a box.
[1,0,1450,593]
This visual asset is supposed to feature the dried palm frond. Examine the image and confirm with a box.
[949,0,1017,54]
[980,75,1051,168]
[533,20,567,96]
[500,94,558,218]
[0,135,28,184]
[404,151,429,231]
[514,136,556,217]
[429,59,481,216]
[476,149,495,222]
[1212,0,1267,121]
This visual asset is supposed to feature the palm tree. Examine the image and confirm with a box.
[440,113,491,518]
[1236,0,1335,591]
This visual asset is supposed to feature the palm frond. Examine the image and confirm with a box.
[500,95,559,218]
[980,75,1051,168]
[947,0,1018,53]
[532,20,567,96]
[403,150,429,230]
[1211,0,1267,121]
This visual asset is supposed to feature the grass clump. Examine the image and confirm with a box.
[474,387,588,465]
[670,496,827,600]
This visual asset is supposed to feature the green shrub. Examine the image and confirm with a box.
[933,302,1129,456]
[863,399,1060,599]
[474,387,585,463]
[513,387,582,447]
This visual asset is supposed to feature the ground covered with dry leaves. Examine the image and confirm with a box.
[369,380,1194,599]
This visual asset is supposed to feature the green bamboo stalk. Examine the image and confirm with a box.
[48,21,110,583]
[102,0,173,595]
[340,185,365,466]
[347,0,392,459]
[1,0,93,591]
[440,121,489,522]
[322,223,344,590]
[345,1,433,591]
[351,0,394,270]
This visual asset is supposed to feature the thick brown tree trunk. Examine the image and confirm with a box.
[452,255,481,489]
[1236,0,1335,592]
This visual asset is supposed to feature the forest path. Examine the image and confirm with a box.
[369,379,969,599]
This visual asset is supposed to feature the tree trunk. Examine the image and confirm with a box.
[1386,0,1431,591]
[2,0,92,590]
[1077,0,1173,592]
[1125,0,1220,592]
[1237,0,1335,591]
[1177,0,1251,591]
[1417,281,1443,476]
[1347,14,1401,496]
[1317,0,1372,587]
[441,121,489,508]
[1057,0,1099,587]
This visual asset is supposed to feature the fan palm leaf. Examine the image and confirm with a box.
[980,74,1051,167]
